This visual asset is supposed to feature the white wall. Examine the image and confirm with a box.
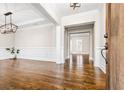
[98,4,106,73]
[15,24,56,48]
[70,33,90,54]
[61,6,106,73]
[0,33,14,60]
[14,24,56,62]
[0,24,57,62]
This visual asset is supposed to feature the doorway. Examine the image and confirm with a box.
[63,23,106,89]
[64,23,94,64]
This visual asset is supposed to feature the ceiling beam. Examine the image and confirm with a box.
[31,3,60,25]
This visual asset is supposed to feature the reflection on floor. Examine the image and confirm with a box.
[0,54,105,90]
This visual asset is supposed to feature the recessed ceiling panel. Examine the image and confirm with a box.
[0,3,48,26]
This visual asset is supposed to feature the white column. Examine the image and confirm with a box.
[56,25,64,64]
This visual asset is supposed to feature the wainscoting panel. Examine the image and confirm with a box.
[95,47,106,73]
[0,48,14,60]
[16,47,57,62]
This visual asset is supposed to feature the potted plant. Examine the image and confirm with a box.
[6,47,20,60]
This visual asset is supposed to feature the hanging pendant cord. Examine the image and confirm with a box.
[5,14,6,32]
[10,14,12,30]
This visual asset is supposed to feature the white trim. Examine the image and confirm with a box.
[16,47,57,62]
[99,65,106,73]
[17,57,56,62]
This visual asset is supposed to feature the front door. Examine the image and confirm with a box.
[106,3,124,89]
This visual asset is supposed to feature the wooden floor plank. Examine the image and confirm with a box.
[0,54,106,90]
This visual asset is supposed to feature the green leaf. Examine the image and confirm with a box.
[6,48,10,51]
[17,49,20,54]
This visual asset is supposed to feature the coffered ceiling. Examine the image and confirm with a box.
[0,3,103,28]
[0,3,51,28]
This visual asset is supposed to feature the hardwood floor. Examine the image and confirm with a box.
[0,55,106,90]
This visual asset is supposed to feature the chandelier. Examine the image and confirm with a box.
[0,12,18,34]
[70,3,81,10]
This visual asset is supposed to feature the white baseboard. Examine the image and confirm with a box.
[17,57,56,62]
[94,63,106,74]
[99,65,106,73]
[0,47,57,62]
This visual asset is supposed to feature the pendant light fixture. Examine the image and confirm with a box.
[0,12,18,34]
[70,3,81,10]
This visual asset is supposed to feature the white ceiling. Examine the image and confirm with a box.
[0,3,50,27]
[51,3,103,17]
[0,3,103,28]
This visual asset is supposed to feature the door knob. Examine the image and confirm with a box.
[104,42,108,50]
[104,33,108,38]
